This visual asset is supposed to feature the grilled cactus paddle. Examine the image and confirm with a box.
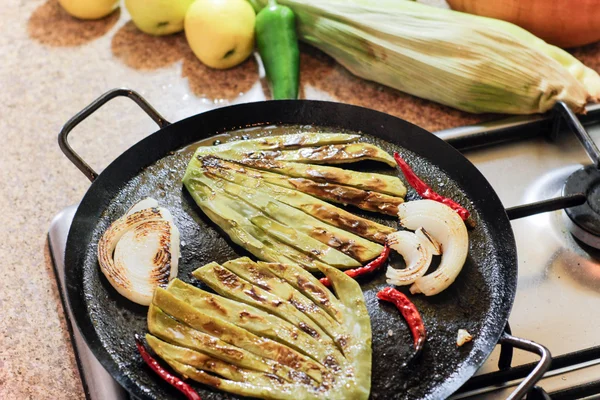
[145,257,371,399]
[222,157,403,196]
[186,181,340,270]
[316,263,372,397]
[222,143,396,166]
[194,155,404,224]
[193,262,336,346]
[286,177,403,216]
[194,133,360,156]
[222,258,345,340]
[166,279,345,366]
[193,178,362,267]
[258,261,345,322]
[188,172,383,263]
[187,145,405,197]
[164,357,323,400]
[148,305,298,381]
[146,334,302,387]
[183,134,399,272]
[153,287,327,383]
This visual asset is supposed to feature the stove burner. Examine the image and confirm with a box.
[563,165,600,249]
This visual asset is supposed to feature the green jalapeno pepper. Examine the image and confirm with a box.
[255,0,300,100]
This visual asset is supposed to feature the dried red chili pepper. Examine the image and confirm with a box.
[393,152,470,221]
[320,244,390,287]
[134,334,202,400]
[377,287,426,354]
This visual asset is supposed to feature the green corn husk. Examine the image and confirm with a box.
[249,0,600,114]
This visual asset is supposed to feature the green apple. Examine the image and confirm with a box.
[125,0,196,36]
[185,0,256,69]
[58,0,119,20]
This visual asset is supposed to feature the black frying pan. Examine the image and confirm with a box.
[60,89,550,400]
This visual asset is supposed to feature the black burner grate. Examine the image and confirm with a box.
[564,166,600,248]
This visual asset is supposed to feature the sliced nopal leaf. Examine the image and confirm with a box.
[185,181,334,271]
[287,177,404,216]
[148,334,325,396]
[166,279,345,367]
[258,261,345,324]
[191,172,383,263]
[153,287,326,383]
[318,264,372,400]
[194,156,395,243]
[185,148,406,197]
[192,263,338,349]
[193,133,360,156]
[243,143,396,166]
[300,202,392,244]
[188,173,359,268]
[164,358,323,400]
[147,258,372,399]
[233,158,405,197]
[147,305,301,383]
[249,215,361,268]
[146,334,264,383]
[222,258,345,341]
[202,155,403,217]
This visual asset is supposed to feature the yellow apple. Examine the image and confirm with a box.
[125,0,196,36]
[184,0,256,69]
[58,0,119,20]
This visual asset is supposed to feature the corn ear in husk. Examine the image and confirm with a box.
[249,0,600,114]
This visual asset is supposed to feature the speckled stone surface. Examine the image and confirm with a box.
[2,0,600,399]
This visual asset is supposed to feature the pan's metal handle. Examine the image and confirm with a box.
[499,333,552,399]
[553,101,600,168]
[58,88,171,182]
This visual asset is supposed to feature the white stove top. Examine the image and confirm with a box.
[451,122,600,398]
[49,113,600,400]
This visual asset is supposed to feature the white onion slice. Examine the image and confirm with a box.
[397,200,468,296]
[385,230,432,286]
[127,197,159,214]
[415,227,441,256]
[97,198,180,306]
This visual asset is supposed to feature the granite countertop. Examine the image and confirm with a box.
[2,1,600,398]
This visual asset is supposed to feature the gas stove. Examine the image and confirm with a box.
[49,103,600,400]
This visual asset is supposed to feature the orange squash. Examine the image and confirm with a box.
[447,0,600,48]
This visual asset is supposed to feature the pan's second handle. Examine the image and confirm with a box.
[500,333,552,400]
[58,88,171,182]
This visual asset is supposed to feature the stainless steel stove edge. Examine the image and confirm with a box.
[48,205,127,400]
